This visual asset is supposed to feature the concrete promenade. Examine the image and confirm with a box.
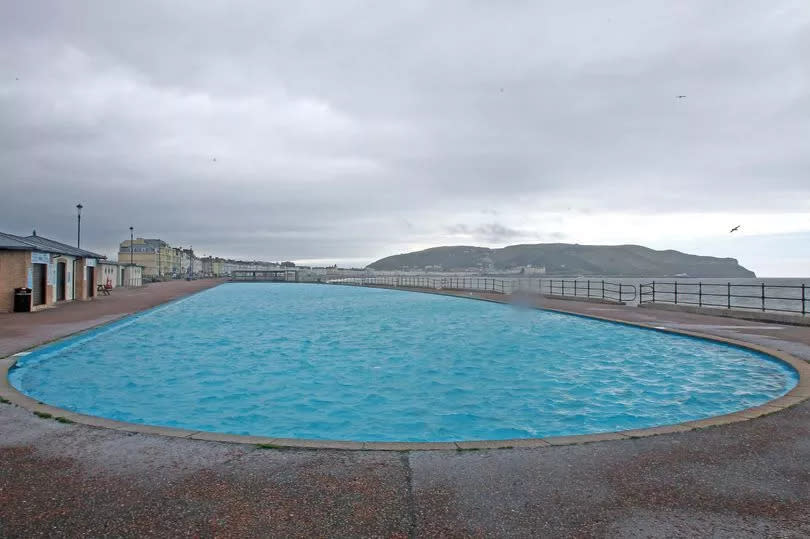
[1,283,809,537]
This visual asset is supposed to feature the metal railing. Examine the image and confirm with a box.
[328,276,512,294]
[329,276,638,301]
[544,279,637,303]
[639,281,808,316]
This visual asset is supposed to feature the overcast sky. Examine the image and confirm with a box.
[1,1,808,275]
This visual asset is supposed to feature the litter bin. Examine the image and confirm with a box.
[14,287,32,313]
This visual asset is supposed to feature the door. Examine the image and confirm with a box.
[121,267,126,287]
[32,263,47,305]
[88,267,95,297]
[56,262,66,301]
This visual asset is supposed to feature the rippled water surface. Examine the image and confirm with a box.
[10,283,798,441]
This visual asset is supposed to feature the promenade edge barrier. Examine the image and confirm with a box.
[327,276,637,303]
[639,281,807,316]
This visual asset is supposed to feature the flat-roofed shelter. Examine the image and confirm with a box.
[97,261,144,289]
[0,231,106,313]
[230,269,298,282]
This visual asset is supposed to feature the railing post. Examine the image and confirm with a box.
[574,280,577,296]
[727,282,731,309]
[619,283,623,301]
[699,282,702,307]
[652,281,655,303]
[802,284,806,316]
[601,280,605,299]
[761,282,765,311]
[562,280,565,296]
[674,281,678,304]
[587,280,590,298]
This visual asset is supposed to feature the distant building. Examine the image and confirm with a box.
[198,256,226,277]
[118,238,174,277]
[523,265,546,275]
[0,230,106,313]
[175,248,191,277]
[213,258,226,276]
[192,256,203,275]
[201,256,213,276]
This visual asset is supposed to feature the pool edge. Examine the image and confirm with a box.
[2,286,809,451]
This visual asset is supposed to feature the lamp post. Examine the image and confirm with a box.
[76,204,83,248]
[129,227,134,265]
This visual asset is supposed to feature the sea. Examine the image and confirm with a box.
[503,276,809,314]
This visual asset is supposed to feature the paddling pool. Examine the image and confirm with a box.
[9,283,798,442]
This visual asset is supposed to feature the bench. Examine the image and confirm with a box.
[97,283,112,296]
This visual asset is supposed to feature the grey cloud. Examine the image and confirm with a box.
[1,1,808,265]
[446,223,532,244]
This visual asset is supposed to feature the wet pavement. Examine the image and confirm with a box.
[2,283,810,537]
[0,279,224,357]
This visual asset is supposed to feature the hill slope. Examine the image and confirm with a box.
[367,243,755,277]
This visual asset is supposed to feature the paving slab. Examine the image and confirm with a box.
[455,438,550,449]
[270,437,366,450]
[188,431,280,445]
[363,441,459,451]
[619,423,695,437]
[543,431,630,445]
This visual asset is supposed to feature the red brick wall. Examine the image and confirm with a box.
[0,251,31,313]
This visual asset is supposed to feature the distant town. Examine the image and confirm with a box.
[119,237,302,280]
[1,224,373,314]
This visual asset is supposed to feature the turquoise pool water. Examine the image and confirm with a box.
[10,283,798,442]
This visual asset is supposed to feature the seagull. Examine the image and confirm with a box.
[730,225,741,233]
[676,95,686,99]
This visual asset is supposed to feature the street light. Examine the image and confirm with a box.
[129,226,134,265]
[76,204,83,248]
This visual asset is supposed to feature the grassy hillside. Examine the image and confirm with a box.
[367,243,755,277]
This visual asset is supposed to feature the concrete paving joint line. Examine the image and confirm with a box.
[2,285,808,451]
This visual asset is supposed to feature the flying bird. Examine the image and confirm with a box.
[676,95,686,99]
[730,225,741,233]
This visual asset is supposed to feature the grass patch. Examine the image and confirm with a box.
[256,443,282,450]
[34,411,53,419]
[55,416,74,424]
